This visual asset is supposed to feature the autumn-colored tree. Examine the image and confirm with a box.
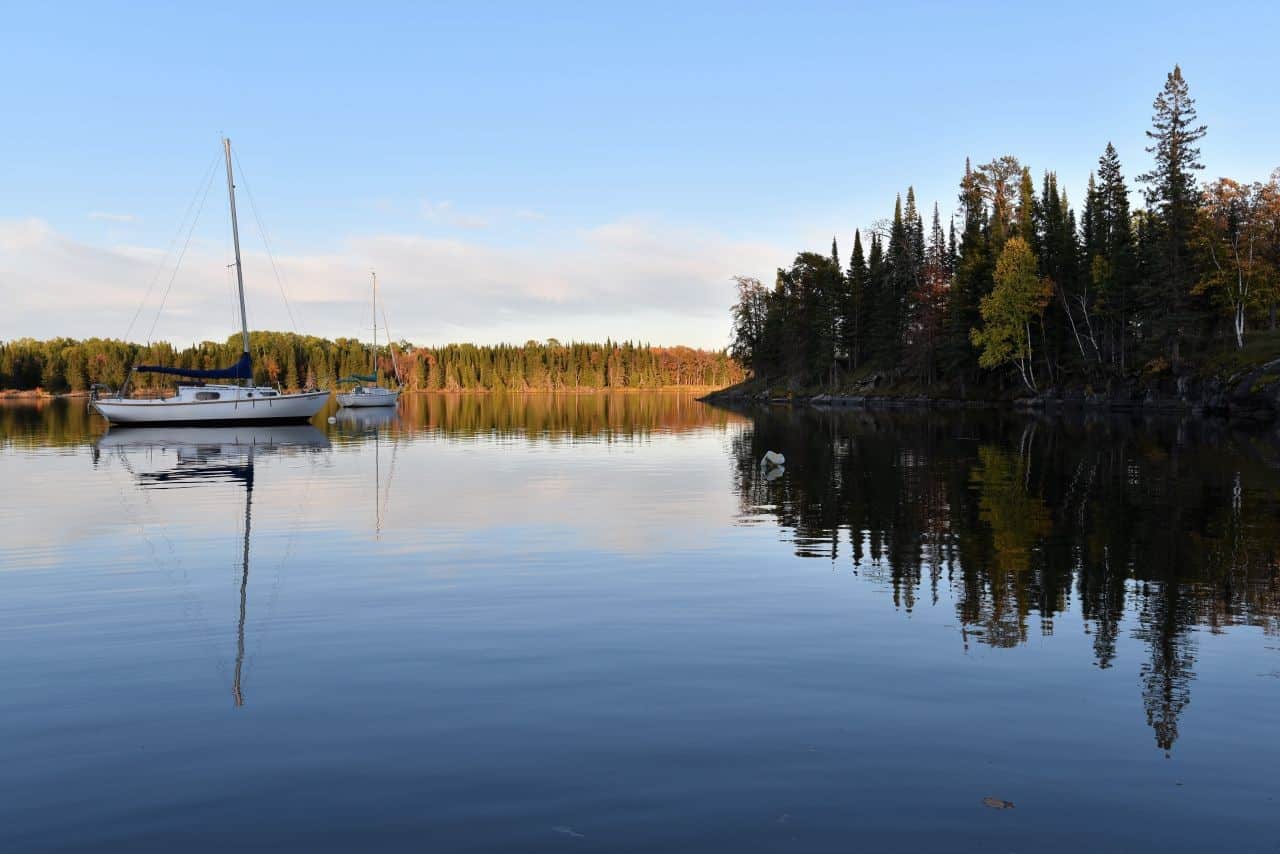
[1193,177,1280,348]
[970,237,1053,392]
[729,275,769,375]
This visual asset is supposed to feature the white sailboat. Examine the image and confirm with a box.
[91,139,330,426]
[336,271,400,409]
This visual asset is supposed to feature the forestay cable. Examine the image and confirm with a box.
[144,163,220,347]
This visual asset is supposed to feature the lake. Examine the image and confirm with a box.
[2,393,1278,852]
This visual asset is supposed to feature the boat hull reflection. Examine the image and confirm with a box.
[97,424,331,454]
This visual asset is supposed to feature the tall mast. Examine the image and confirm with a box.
[223,138,250,356]
[371,271,378,378]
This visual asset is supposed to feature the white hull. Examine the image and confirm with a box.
[92,386,330,425]
[337,388,399,408]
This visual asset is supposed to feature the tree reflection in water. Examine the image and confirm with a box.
[729,404,1280,752]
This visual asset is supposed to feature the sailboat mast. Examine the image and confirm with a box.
[371,271,378,379]
[223,138,250,356]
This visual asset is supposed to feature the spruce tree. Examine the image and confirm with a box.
[1095,143,1135,370]
[844,230,868,370]
[866,233,889,370]
[880,193,913,368]
[945,159,992,387]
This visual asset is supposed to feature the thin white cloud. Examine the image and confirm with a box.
[420,199,491,230]
[0,217,781,349]
[88,211,140,223]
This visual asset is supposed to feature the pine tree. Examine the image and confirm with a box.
[1138,64,1208,363]
[978,155,1022,253]
[945,159,992,387]
[1016,166,1038,248]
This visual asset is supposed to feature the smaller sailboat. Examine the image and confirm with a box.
[337,271,401,408]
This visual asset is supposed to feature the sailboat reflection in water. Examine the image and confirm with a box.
[94,425,330,706]
[333,406,399,538]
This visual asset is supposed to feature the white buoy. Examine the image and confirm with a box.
[760,450,785,467]
[327,416,337,424]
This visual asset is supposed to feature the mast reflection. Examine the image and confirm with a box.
[95,425,330,706]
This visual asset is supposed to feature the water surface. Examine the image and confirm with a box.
[2,394,1278,852]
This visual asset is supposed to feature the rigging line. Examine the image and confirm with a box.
[144,162,220,347]
[225,257,239,345]
[103,448,226,682]
[123,154,221,344]
[380,429,400,527]
[232,148,299,335]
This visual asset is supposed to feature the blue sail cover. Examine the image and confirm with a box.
[135,352,252,380]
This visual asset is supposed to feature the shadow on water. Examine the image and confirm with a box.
[726,403,1280,753]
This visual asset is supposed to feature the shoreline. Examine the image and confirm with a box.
[700,360,1280,425]
[2,385,725,401]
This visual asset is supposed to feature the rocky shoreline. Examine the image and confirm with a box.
[703,358,1280,424]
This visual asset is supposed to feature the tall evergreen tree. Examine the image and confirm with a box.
[1139,64,1208,363]
[870,196,908,368]
[1095,143,1136,370]
[910,203,951,384]
[866,232,890,368]
[1016,166,1038,248]
[844,230,869,370]
[945,159,992,388]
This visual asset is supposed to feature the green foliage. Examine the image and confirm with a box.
[728,65,1280,395]
[0,334,744,393]
[1139,64,1209,361]
[970,238,1052,391]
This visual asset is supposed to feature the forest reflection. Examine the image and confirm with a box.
[0,399,99,448]
[362,391,746,441]
[1,392,748,449]
[730,405,1280,752]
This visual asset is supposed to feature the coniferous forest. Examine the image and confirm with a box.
[0,335,742,395]
[729,67,1280,399]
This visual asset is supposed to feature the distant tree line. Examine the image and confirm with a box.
[0,334,743,393]
[731,66,1280,394]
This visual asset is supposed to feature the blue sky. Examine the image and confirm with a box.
[3,1,1277,348]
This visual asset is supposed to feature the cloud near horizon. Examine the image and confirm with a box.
[0,217,780,349]
[87,211,140,223]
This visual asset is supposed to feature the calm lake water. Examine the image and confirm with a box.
[2,393,1278,852]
